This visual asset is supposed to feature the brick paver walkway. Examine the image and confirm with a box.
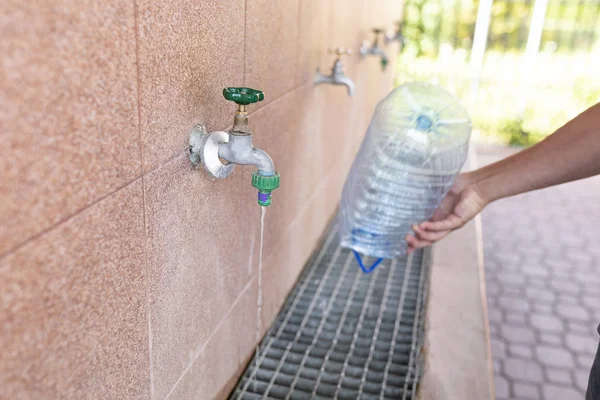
[478,145,600,400]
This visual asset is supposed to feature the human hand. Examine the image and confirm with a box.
[405,174,489,254]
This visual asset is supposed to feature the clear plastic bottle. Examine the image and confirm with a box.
[339,82,472,261]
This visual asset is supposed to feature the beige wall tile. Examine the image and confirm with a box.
[295,0,332,85]
[136,0,245,172]
[144,154,261,399]
[0,1,140,255]
[0,181,148,400]
[245,0,300,110]
[166,279,258,400]
[368,0,404,29]
[328,0,368,61]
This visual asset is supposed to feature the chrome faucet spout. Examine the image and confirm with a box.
[314,49,355,97]
[218,134,275,175]
[385,21,404,46]
[334,76,355,96]
[314,69,329,85]
[360,29,390,70]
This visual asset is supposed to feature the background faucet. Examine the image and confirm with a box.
[189,87,280,207]
[314,47,356,96]
[385,21,404,47]
[360,29,389,70]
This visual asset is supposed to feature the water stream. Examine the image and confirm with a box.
[254,206,266,392]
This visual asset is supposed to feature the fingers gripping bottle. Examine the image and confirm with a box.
[338,82,472,272]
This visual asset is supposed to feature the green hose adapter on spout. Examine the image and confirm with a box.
[252,172,280,207]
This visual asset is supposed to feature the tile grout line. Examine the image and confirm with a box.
[0,79,312,262]
[163,276,257,400]
[0,177,143,260]
[293,0,302,85]
[131,0,155,398]
[243,0,247,85]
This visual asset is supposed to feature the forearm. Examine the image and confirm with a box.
[466,102,600,202]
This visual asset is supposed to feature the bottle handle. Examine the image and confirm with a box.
[352,250,384,273]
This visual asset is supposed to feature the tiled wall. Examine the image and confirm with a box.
[0,0,402,398]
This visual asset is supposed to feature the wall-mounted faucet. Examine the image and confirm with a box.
[314,47,355,96]
[189,87,280,207]
[384,21,404,46]
[360,29,389,70]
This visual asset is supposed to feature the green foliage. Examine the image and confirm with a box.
[399,0,599,57]
[499,119,546,147]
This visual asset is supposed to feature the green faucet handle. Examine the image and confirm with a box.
[223,87,265,106]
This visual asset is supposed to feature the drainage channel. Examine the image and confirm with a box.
[230,224,431,400]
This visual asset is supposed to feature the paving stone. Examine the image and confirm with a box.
[522,265,549,278]
[497,271,525,285]
[550,279,580,294]
[531,314,564,333]
[551,269,572,279]
[563,235,586,247]
[533,303,553,313]
[496,252,520,264]
[489,322,498,335]
[575,369,591,393]
[583,284,600,295]
[503,358,543,383]
[486,282,500,296]
[540,333,562,345]
[557,295,579,305]
[491,338,506,358]
[505,312,527,325]
[500,325,536,344]
[488,308,504,324]
[536,345,575,368]
[565,332,599,354]
[493,359,503,375]
[513,382,539,399]
[574,272,600,285]
[498,296,531,313]
[542,384,583,399]
[495,375,509,399]
[546,368,572,385]
[545,259,573,270]
[569,321,592,334]
[503,286,522,297]
[524,246,545,255]
[566,250,593,263]
[525,287,555,303]
[526,280,549,291]
[509,344,533,359]
[581,295,599,310]
[479,147,600,398]
[486,295,498,307]
[577,354,595,368]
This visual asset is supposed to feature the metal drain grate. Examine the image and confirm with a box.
[230,223,431,400]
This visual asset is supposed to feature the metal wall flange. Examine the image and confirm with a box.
[189,124,235,179]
